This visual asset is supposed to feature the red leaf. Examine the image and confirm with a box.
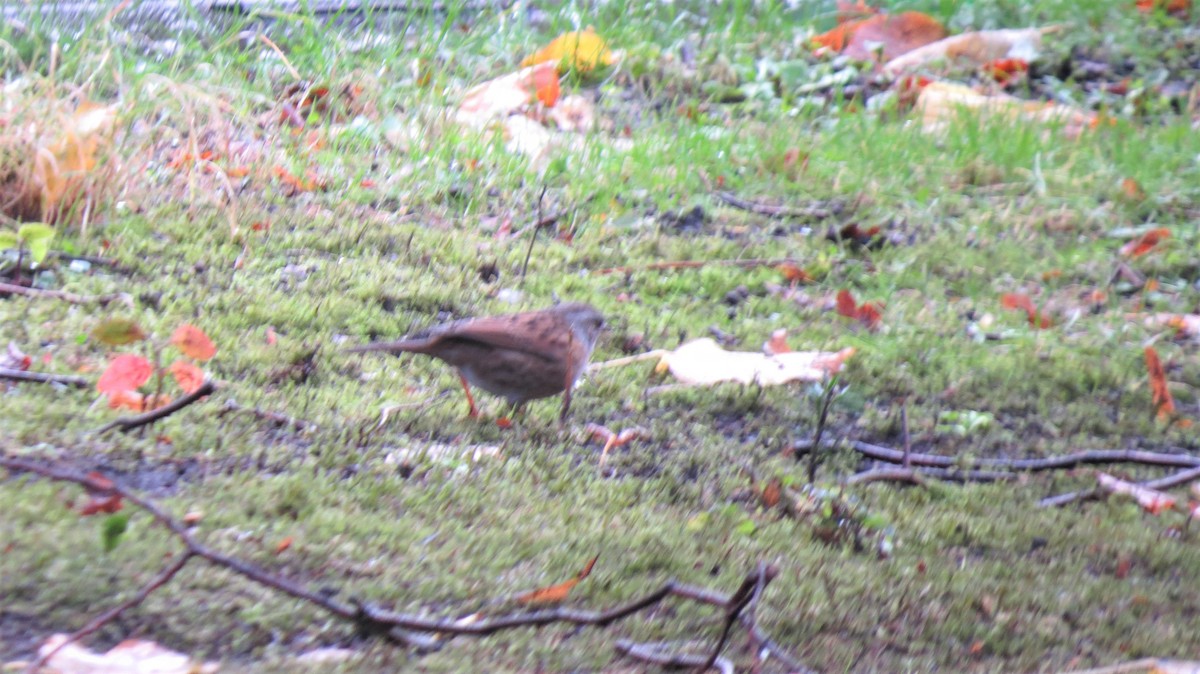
[171,324,217,361]
[1000,293,1052,328]
[1145,346,1176,421]
[776,262,812,284]
[1120,227,1170,258]
[836,289,884,330]
[97,354,153,395]
[168,360,206,394]
[275,536,294,554]
[79,494,123,516]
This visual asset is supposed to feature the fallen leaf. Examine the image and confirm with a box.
[521,29,616,72]
[985,58,1029,84]
[456,62,560,127]
[776,262,813,284]
[1137,313,1200,339]
[764,329,792,355]
[914,80,1097,140]
[275,536,294,554]
[1120,227,1170,257]
[106,390,173,412]
[843,12,947,62]
[515,554,600,605]
[78,494,123,516]
[2,342,32,371]
[657,338,854,387]
[168,360,206,394]
[836,289,884,330]
[1000,293,1052,328]
[1144,346,1176,421]
[1136,0,1191,16]
[760,477,783,509]
[171,324,217,361]
[1097,471,1176,514]
[97,354,153,395]
[33,634,219,674]
[883,26,1058,75]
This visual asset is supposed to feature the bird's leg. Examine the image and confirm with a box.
[457,372,480,418]
[559,388,573,423]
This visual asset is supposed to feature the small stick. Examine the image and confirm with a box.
[901,400,911,468]
[0,282,130,306]
[615,640,733,674]
[0,368,90,388]
[807,376,838,483]
[97,380,218,434]
[1039,465,1200,508]
[591,258,801,277]
[713,190,834,219]
[218,400,317,432]
[845,467,1017,485]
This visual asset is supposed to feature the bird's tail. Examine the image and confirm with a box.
[344,339,428,355]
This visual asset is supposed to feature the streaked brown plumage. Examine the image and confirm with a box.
[347,302,605,420]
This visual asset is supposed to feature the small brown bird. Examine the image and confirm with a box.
[347,302,605,420]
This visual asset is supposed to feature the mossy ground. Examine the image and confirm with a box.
[3,1,1200,671]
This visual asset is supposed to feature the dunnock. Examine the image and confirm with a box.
[347,302,606,420]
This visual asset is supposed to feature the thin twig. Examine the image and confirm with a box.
[218,400,317,432]
[1,454,806,666]
[712,190,834,219]
[96,380,218,434]
[0,281,130,306]
[31,552,194,671]
[1039,465,1200,508]
[844,467,1017,485]
[590,258,801,277]
[615,640,734,674]
[697,566,768,672]
[794,440,1200,472]
[520,186,549,284]
[0,367,90,388]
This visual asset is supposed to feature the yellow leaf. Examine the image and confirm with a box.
[521,29,615,72]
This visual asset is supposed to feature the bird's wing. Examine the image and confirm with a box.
[433,313,569,361]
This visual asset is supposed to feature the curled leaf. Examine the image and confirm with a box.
[168,359,206,394]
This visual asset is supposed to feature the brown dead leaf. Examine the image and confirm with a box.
[31,634,218,674]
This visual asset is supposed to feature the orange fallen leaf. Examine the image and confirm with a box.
[1136,0,1191,16]
[456,61,560,127]
[275,536,294,554]
[1121,177,1146,201]
[1120,228,1170,257]
[97,354,154,395]
[776,262,812,284]
[764,329,792,355]
[884,26,1058,75]
[1144,346,1176,421]
[985,58,1028,84]
[171,324,217,361]
[533,66,561,107]
[515,554,599,605]
[1000,293,1052,328]
[836,289,884,330]
[107,390,173,412]
[521,29,615,72]
[843,12,947,62]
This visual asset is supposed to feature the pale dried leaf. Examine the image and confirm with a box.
[658,338,854,386]
[456,62,558,128]
[915,81,1095,139]
[35,634,219,674]
[884,26,1059,75]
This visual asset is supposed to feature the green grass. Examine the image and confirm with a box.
[3,1,1200,671]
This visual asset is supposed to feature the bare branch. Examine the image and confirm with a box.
[0,367,90,388]
[96,379,218,434]
[0,281,130,306]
